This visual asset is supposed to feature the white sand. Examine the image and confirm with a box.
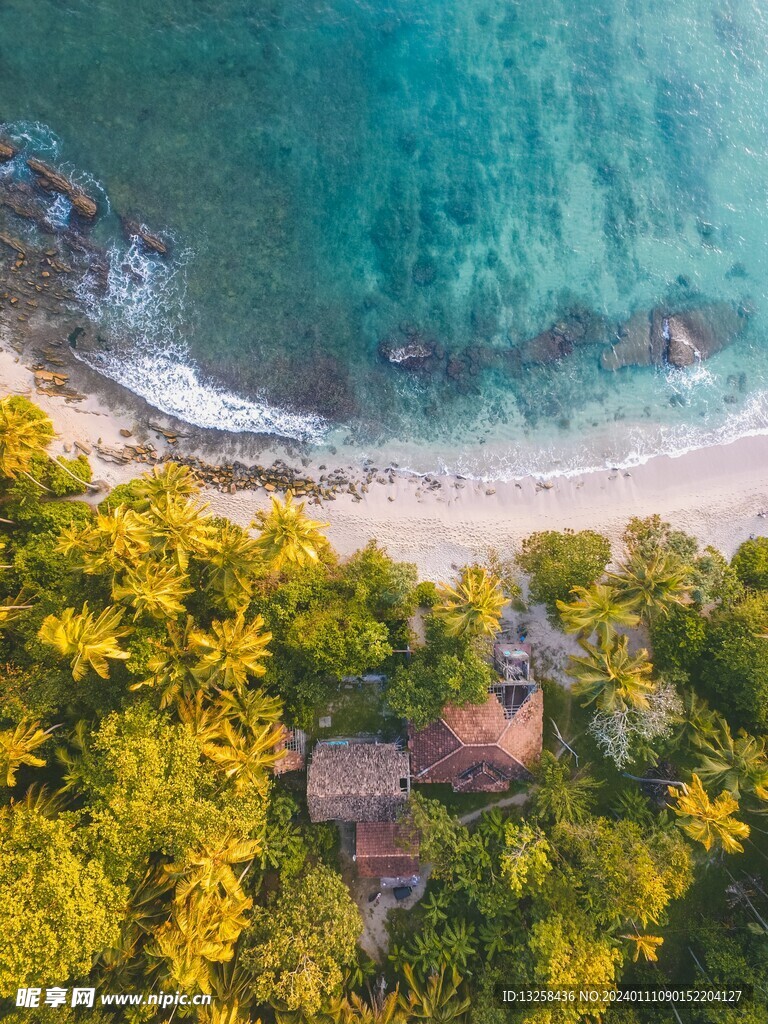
[2,344,767,586]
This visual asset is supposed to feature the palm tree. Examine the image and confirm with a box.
[168,834,261,903]
[668,774,751,854]
[607,549,692,622]
[38,602,132,681]
[216,686,284,736]
[0,395,97,491]
[532,751,603,824]
[695,720,768,804]
[556,584,640,642]
[621,932,664,963]
[0,720,59,786]
[135,615,199,707]
[191,613,272,691]
[439,920,477,974]
[327,990,406,1024]
[435,566,506,638]
[568,634,655,712]
[399,964,470,1023]
[252,491,330,571]
[675,689,721,752]
[133,461,201,508]
[58,507,153,575]
[146,495,213,571]
[112,562,192,621]
[205,522,264,611]
[0,395,53,485]
[197,718,284,795]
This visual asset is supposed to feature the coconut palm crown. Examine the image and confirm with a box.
[435,565,506,638]
[252,491,330,571]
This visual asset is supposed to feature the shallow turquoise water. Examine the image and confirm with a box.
[2,0,768,476]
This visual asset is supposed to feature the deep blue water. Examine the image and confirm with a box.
[2,0,768,476]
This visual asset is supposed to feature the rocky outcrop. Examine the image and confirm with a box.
[26,158,98,218]
[378,328,443,372]
[602,302,745,371]
[600,310,652,370]
[0,138,16,162]
[522,309,612,365]
[121,218,168,256]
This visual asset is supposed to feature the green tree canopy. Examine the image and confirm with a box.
[517,529,611,613]
[242,864,361,1016]
[0,803,124,994]
[732,537,768,591]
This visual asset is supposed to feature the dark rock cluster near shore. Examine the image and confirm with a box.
[378,299,749,390]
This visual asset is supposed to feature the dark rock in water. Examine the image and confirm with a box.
[121,218,168,256]
[26,158,98,218]
[0,138,16,162]
[521,307,612,366]
[665,306,741,366]
[378,333,440,371]
[520,328,570,364]
[602,302,745,371]
[0,179,53,228]
[601,311,653,371]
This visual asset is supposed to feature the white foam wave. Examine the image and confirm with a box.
[74,239,327,443]
[378,384,768,483]
[0,120,61,157]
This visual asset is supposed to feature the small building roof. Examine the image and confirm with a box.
[409,688,543,792]
[307,742,410,822]
[356,822,420,878]
[273,727,307,775]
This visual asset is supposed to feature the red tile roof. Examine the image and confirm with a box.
[356,822,420,878]
[409,689,543,791]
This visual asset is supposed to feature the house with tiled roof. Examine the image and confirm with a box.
[408,641,543,792]
[355,822,420,881]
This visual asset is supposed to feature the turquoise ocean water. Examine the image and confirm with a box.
[2,0,768,477]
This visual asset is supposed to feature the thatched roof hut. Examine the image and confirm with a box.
[306,742,410,822]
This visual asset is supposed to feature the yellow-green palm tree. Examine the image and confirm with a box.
[197,718,283,795]
[168,834,261,903]
[38,602,132,681]
[621,932,664,963]
[191,613,272,691]
[608,549,692,622]
[216,686,284,735]
[695,720,768,804]
[0,395,53,487]
[327,990,406,1024]
[134,615,199,707]
[0,720,59,786]
[146,495,213,571]
[668,774,750,854]
[133,461,201,508]
[568,634,655,712]
[58,506,154,575]
[252,491,330,571]
[205,522,264,611]
[399,964,470,1023]
[112,561,192,621]
[0,395,97,491]
[435,565,506,638]
[556,584,640,643]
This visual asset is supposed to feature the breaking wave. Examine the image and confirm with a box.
[75,239,327,443]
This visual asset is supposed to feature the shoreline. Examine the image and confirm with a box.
[1,342,767,581]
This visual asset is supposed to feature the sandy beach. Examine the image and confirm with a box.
[2,341,768,585]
